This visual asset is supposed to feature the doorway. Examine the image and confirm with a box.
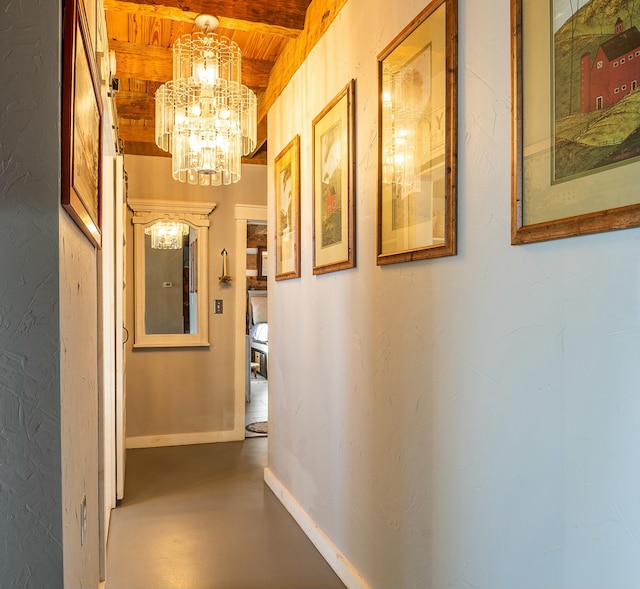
[233,205,268,440]
[246,287,268,437]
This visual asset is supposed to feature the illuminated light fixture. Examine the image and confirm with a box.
[155,14,257,186]
[144,222,190,250]
[381,67,423,196]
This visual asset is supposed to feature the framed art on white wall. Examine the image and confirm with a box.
[312,79,356,275]
[377,0,458,265]
[511,0,640,244]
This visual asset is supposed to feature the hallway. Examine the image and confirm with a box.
[105,438,346,588]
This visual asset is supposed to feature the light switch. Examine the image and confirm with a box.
[214,299,223,314]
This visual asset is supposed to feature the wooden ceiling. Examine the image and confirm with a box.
[103,0,315,164]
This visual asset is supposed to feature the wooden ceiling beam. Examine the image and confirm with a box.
[110,40,273,89]
[122,140,170,158]
[259,0,348,121]
[118,121,156,144]
[244,149,267,166]
[103,0,309,34]
[251,117,268,157]
[114,90,155,120]
[110,41,171,82]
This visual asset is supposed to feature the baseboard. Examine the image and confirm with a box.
[264,467,371,589]
[126,428,244,448]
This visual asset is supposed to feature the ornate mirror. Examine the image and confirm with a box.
[129,199,216,347]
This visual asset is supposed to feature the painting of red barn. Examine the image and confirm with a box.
[553,0,640,182]
[581,18,640,111]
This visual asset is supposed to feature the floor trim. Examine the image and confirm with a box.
[264,467,371,589]
[127,429,244,448]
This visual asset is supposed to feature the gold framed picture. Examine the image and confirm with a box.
[62,0,102,248]
[274,135,301,281]
[312,79,356,275]
[511,0,640,244]
[377,0,458,265]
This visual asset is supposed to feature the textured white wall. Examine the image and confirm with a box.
[0,1,104,585]
[124,156,267,441]
[60,213,100,587]
[0,2,64,586]
[0,1,100,587]
[267,0,640,587]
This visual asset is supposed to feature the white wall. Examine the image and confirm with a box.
[0,1,102,586]
[0,5,64,584]
[124,156,267,446]
[60,212,101,587]
[266,0,640,587]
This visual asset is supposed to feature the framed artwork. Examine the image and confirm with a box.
[312,79,356,274]
[377,0,457,265]
[511,0,640,244]
[274,135,301,280]
[62,0,103,248]
[257,246,268,280]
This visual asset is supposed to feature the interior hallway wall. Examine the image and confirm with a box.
[123,156,267,445]
[0,3,64,584]
[1,1,102,586]
[60,212,100,587]
[266,0,640,587]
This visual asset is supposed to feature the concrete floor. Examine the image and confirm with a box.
[245,376,268,438]
[105,437,346,589]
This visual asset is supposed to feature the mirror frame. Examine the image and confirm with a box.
[129,198,216,348]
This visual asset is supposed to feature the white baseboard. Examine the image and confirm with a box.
[264,467,371,589]
[126,428,244,448]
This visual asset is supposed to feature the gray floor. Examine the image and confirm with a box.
[105,387,345,589]
[245,376,268,438]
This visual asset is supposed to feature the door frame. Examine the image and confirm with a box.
[98,146,117,582]
[115,154,126,499]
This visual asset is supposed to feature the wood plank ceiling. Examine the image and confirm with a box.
[103,0,313,164]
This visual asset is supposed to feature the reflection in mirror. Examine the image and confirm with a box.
[144,222,197,335]
[129,200,215,348]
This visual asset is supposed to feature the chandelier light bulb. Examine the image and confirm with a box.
[144,221,190,250]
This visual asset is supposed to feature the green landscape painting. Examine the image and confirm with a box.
[553,0,640,182]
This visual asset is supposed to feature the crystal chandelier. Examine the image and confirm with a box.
[155,15,257,186]
[145,222,190,250]
[381,65,424,195]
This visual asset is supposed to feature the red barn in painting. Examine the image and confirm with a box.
[325,183,337,216]
[581,18,640,112]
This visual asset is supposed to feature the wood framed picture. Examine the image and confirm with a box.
[377,0,457,265]
[274,135,301,281]
[62,0,103,248]
[312,79,356,274]
[511,0,640,245]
